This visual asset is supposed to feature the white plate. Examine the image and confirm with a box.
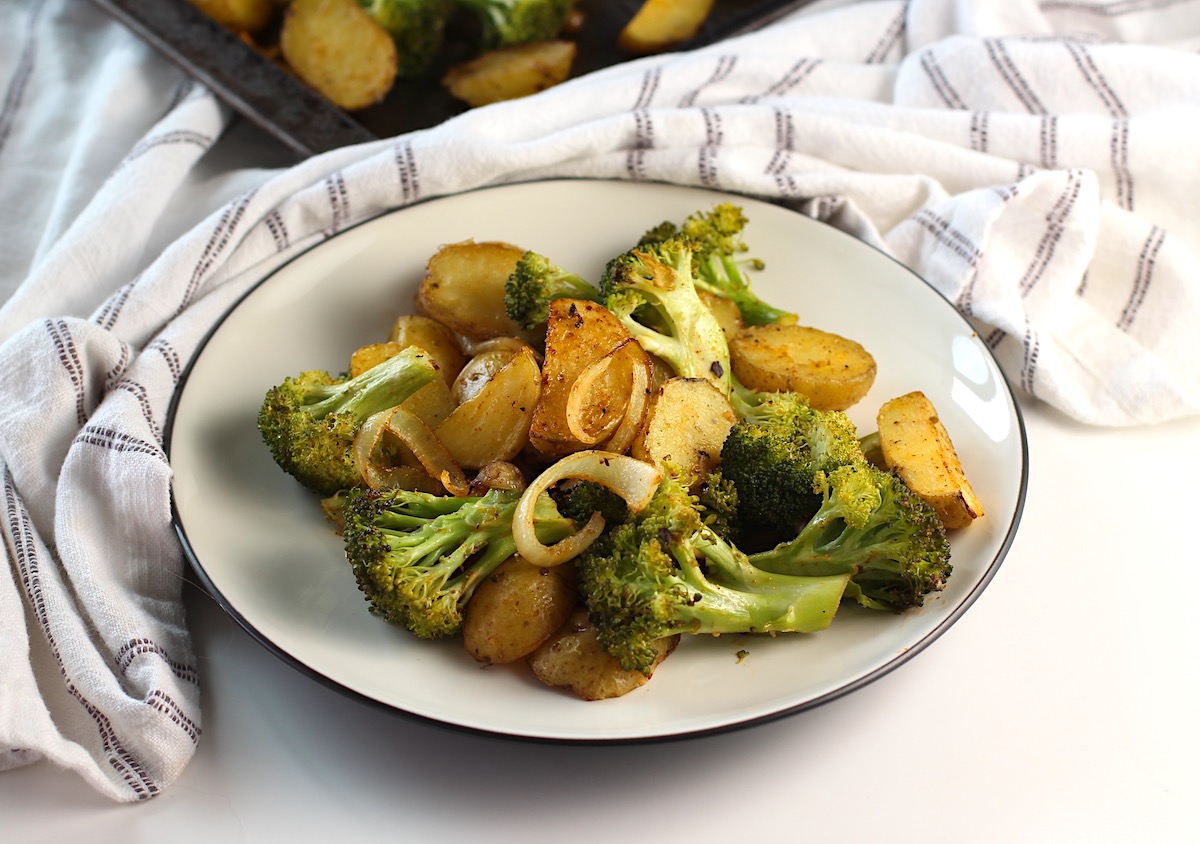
[167,180,1027,742]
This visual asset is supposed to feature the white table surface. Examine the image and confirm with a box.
[2,395,1196,842]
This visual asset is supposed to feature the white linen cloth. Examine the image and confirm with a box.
[3,0,1199,802]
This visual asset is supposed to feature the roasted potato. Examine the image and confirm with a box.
[416,240,528,341]
[463,556,578,665]
[618,0,716,54]
[699,290,744,342]
[189,0,275,33]
[530,298,651,457]
[632,376,737,485]
[435,345,541,468]
[389,315,468,386]
[443,40,577,107]
[279,0,398,111]
[876,391,984,530]
[729,324,877,411]
[348,341,456,429]
[527,608,679,700]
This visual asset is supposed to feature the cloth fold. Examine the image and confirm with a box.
[3,0,1199,801]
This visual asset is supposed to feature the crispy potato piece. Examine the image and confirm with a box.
[443,40,576,107]
[389,315,468,386]
[527,608,679,700]
[435,345,541,469]
[632,377,737,485]
[876,391,984,530]
[190,0,276,33]
[730,324,877,411]
[280,0,397,111]
[417,241,528,341]
[529,299,651,457]
[463,557,578,665]
[618,0,716,54]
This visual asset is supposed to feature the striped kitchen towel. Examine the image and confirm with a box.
[2,0,1199,801]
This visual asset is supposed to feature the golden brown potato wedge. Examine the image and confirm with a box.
[618,0,716,54]
[416,241,528,341]
[463,556,578,665]
[279,0,398,111]
[729,324,877,411]
[389,315,468,386]
[876,391,984,530]
[527,608,679,700]
[529,299,651,457]
[189,0,276,33]
[435,345,541,468]
[632,376,737,484]
[699,289,745,342]
[443,40,576,107]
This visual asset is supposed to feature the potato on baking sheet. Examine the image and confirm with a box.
[729,323,877,411]
[527,608,679,700]
[435,344,541,469]
[189,0,276,33]
[417,240,529,341]
[529,298,652,457]
[618,0,717,54]
[876,391,984,530]
[463,556,577,665]
[279,0,398,111]
[632,376,737,485]
[443,40,577,108]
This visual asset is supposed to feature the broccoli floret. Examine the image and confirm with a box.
[576,475,852,674]
[642,203,796,327]
[748,463,952,612]
[341,485,577,639]
[600,235,731,394]
[359,0,454,77]
[451,0,574,48]
[258,346,438,497]
[719,391,867,547]
[503,250,602,332]
[550,478,630,526]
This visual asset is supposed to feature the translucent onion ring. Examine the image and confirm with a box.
[512,451,663,567]
[599,341,650,456]
[565,353,624,446]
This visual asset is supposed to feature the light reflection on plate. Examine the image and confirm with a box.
[166,180,1027,742]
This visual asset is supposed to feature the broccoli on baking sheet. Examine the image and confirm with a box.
[359,0,455,77]
[600,234,732,394]
[575,473,853,675]
[257,345,438,497]
[640,203,797,328]
[451,0,575,48]
[340,485,578,639]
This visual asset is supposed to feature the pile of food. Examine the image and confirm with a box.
[257,202,985,700]
[190,0,722,110]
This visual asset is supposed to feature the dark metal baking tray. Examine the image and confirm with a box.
[88,0,812,159]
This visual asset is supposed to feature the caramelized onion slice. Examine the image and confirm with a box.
[512,451,663,567]
[385,406,471,497]
[352,407,470,496]
[599,340,650,455]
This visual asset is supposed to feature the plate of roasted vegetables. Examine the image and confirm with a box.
[167,179,1027,741]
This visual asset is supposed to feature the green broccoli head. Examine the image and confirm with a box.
[359,0,455,77]
[719,392,867,546]
[452,0,574,48]
[600,235,731,393]
[503,250,601,332]
[577,474,851,674]
[257,345,438,497]
[640,203,795,327]
[749,463,952,612]
[341,485,577,639]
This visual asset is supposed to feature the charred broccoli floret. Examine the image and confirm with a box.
[451,0,574,48]
[257,346,438,496]
[503,250,602,332]
[576,474,852,674]
[600,235,731,394]
[359,0,454,77]
[748,463,952,612]
[341,485,577,639]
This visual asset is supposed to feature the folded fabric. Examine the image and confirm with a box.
[2,0,1199,801]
